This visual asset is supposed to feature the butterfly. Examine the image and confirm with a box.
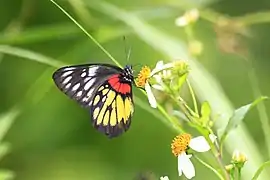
[52,63,135,138]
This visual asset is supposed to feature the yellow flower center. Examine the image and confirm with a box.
[135,66,151,88]
[171,133,192,156]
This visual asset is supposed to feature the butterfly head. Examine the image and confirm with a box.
[120,65,134,83]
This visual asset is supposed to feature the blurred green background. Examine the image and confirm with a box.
[0,0,270,180]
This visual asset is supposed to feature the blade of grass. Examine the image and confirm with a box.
[0,108,20,142]
[0,45,64,67]
[0,23,84,45]
[251,161,270,180]
[248,65,270,158]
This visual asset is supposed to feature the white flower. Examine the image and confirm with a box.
[171,134,216,179]
[151,60,174,91]
[160,176,169,180]
[144,82,157,108]
[135,61,175,108]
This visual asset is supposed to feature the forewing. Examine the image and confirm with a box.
[52,64,122,107]
[90,76,134,138]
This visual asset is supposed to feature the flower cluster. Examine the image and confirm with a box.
[135,61,222,179]
[135,60,188,108]
[135,60,253,180]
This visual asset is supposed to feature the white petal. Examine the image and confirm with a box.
[177,153,184,176]
[153,74,162,83]
[189,136,211,152]
[155,60,164,69]
[160,176,169,180]
[178,152,195,179]
[145,82,157,108]
[150,61,164,76]
[152,84,164,91]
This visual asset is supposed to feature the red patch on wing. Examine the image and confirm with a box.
[108,74,131,94]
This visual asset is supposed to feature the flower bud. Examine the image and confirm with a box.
[232,150,247,164]
[225,164,234,172]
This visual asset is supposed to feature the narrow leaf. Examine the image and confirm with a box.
[200,101,211,126]
[252,161,270,180]
[0,23,82,45]
[0,45,65,68]
[220,96,268,143]
[0,108,20,142]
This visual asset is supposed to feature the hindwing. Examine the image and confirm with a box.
[90,75,134,138]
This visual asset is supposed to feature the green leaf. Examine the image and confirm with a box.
[0,170,15,180]
[173,110,189,122]
[0,108,20,142]
[220,96,268,143]
[200,101,211,126]
[178,73,188,90]
[0,23,82,45]
[171,73,188,92]
[0,45,65,68]
[252,161,270,180]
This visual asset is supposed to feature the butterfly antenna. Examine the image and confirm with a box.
[123,36,132,64]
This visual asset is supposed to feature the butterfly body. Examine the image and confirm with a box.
[52,64,134,138]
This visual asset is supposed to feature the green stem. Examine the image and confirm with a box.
[194,156,225,180]
[186,79,199,115]
[196,127,230,180]
[251,161,270,180]
[140,89,185,133]
[157,104,185,133]
[238,168,242,180]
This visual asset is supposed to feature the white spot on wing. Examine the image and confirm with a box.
[72,83,80,91]
[84,78,95,90]
[81,72,87,77]
[84,77,91,83]
[62,71,73,77]
[88,66,99,76]
[87,88,94,97]
[89,100,92,104]
[82,97,89,102]
[102,96,106,102]
[77,91,83,97]
[65,83,71,89]
[63,76,72,84]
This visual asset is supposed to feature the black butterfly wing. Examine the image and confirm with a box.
[52,63,123,108]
